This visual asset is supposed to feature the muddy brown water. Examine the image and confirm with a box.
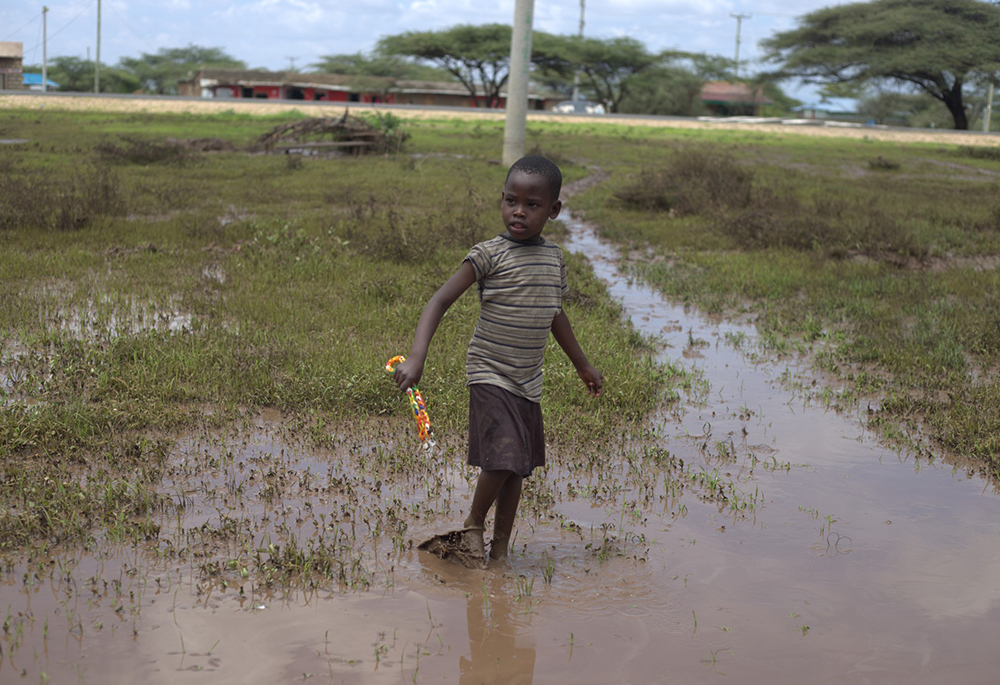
[3,214,1000,685]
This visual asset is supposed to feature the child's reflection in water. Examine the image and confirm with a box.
[459,575,536,685]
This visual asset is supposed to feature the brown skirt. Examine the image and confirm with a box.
[468,383,545,477]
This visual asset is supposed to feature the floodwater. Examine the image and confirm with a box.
[3,214,1000,685]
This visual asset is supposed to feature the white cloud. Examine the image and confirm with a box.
[0,0,847,95]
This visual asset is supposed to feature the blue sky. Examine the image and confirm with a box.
[3,0,854,103]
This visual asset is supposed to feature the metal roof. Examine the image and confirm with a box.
[22,73,60,88]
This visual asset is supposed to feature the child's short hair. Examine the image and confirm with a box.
[506,155,562,200]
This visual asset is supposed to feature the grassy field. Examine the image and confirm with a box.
[1,105,998,574]
[0,108,679,562]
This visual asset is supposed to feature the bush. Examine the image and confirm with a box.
[615,146,924,259]
[957,145,1000,162]
[94,134,192,165]
[614,148,753,215]
[0,161,126,231]
[54,165,128,231]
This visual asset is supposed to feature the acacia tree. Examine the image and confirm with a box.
[118,45,245,95]
[762,0,1000,130]
[615,51,731,116]
[377,24,515,107]
[534,35,655,112]
[309,52,452,81]
[24,57,138,93]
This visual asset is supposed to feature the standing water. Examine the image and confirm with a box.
[2,213,998,685]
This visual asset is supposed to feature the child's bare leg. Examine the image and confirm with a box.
[464,470,513,530]
[462,470,513,561]
[489,474,522,560]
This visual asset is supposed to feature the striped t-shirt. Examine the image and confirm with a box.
[464,234,569,403]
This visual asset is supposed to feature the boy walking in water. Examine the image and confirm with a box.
[394,155,602,563]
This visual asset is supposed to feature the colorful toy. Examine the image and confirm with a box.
[385,355,436,449]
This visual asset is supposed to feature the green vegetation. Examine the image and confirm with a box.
[763,0,1000,130]
[565,127,1000,475]
[0,109,674,562]
[2,106,999,598]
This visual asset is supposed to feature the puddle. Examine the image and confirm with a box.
[55,298,193,339]
[2,213,999,684]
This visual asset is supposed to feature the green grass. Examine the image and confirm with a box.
[0,108,673,557]
[3,104,999,569]
[561,127,1000,474]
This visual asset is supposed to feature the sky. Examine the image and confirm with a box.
[2,0,856,104]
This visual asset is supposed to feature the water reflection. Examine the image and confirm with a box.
[460,575,536,685]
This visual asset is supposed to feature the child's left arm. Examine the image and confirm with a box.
[551,311,602,397]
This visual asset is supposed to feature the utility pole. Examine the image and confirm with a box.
[985,83,995,133]
[571,0,585,102]
[95,0,101,92]
[730,12,751,80]
[42,6,48,92]
[502,0,534,167]
[286,56,297,72]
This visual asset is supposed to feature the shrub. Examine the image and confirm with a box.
[54,165,128,231]
[614,147,754,215]
[94,134,192,165]
[957,145,1000,162]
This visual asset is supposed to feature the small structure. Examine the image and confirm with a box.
[22,73,60,92]
[793,100,867,125]
[700,81,773,117]
[0,42,24,91]
[179,68,554,109]
[179,68,392,103]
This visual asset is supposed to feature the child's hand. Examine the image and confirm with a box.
[393,357,424,391]
[577,364,602,397]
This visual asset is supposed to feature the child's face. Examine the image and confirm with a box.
[501,170,561,242]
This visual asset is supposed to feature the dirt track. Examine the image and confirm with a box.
[3,92,999,147]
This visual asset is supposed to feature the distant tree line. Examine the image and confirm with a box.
[24,32,795,118]
[24,45,246,95]
[25,0,999,127]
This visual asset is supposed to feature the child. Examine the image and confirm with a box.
[394,155,602,563]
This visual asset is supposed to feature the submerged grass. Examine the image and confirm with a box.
[0,109,671,570]
[2,105,998,607]
[567,131,1000,475]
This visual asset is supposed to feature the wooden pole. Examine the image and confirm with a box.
[985,83,994,133]
[571,0,584,102]
[42,7,48,92]
[95,0,101,92]
[502,0,535,167]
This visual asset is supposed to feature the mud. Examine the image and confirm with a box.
[2,213,1000,684]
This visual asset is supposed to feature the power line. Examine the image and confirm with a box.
[28,11,44,64]
[2,10,44,41]
[105,1,149,50]
[21,0,97,57]
[730,12,752,79]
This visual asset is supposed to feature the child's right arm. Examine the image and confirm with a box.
[393,261,477,391]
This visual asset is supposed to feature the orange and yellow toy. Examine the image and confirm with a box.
[385,355,436,449]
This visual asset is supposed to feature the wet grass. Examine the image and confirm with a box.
[563,130,1000,476]
[2,106,998,679]
[0,109,679,573]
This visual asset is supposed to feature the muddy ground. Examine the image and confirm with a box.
[1,96,999,683]
[1,208,998,684]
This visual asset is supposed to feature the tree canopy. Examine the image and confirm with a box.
[118,45,246,95]
[23,57,138,94]
[534,35,656,113]
[377,24,515,107]
[762,0,1000,129]
[309,52,453,82]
